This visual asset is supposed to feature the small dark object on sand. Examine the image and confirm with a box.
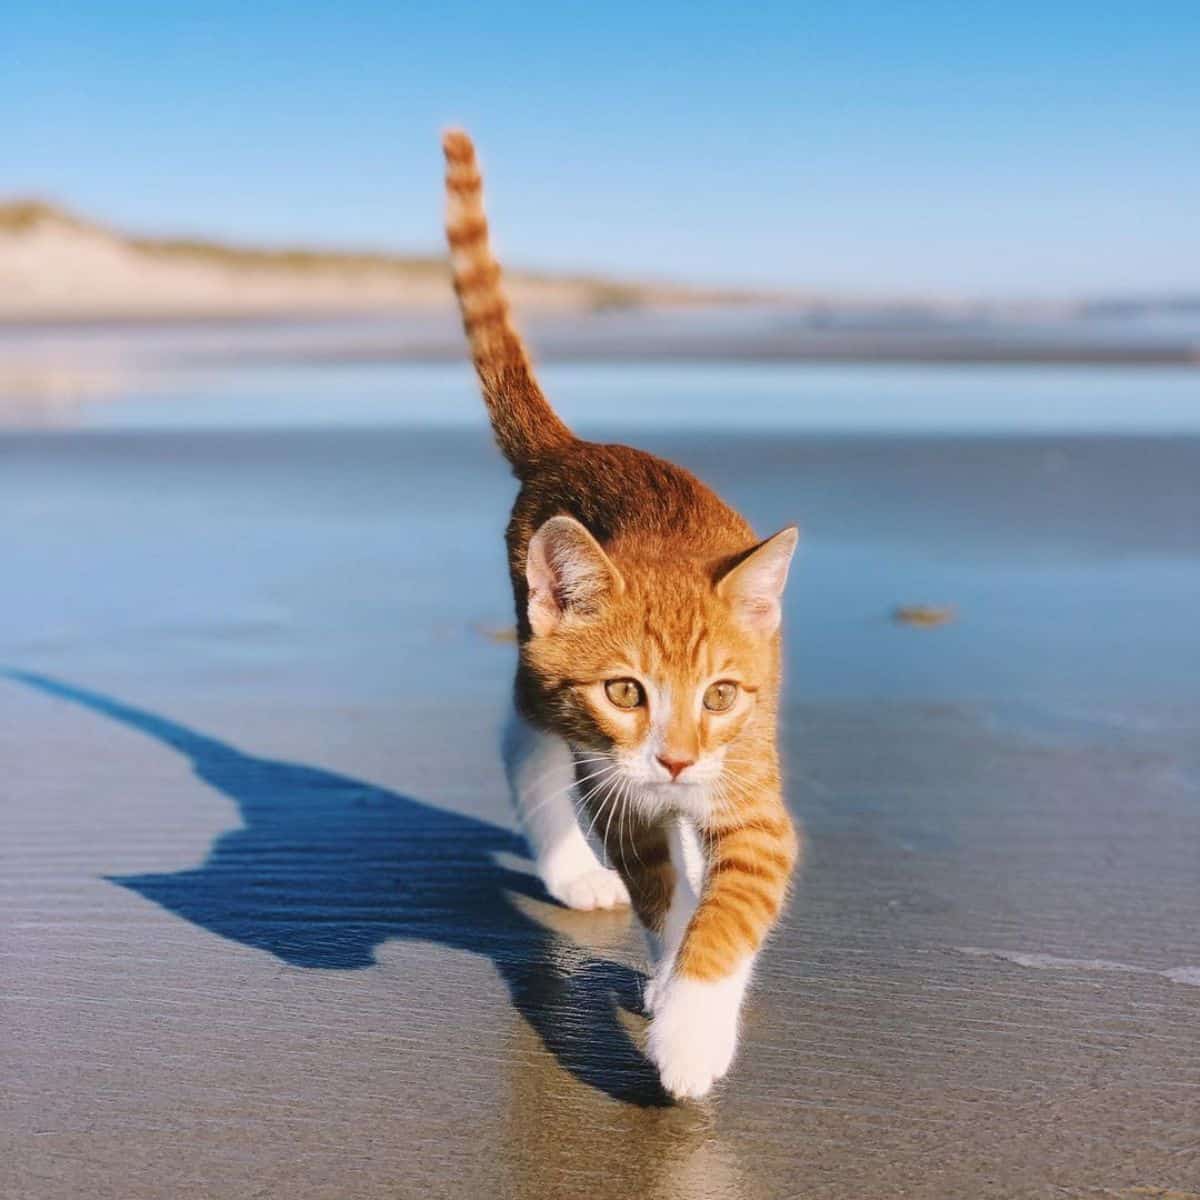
[475,623,518,644]
[892,604,956,628]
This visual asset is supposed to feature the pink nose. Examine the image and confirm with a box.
[656,755,694,781]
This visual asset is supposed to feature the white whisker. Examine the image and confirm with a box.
[579,773,621,855]
[601,778,621,868]
[517,761,619,824]
[625,781,644,869]
[617,777,635,878]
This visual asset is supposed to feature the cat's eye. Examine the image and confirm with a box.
[604,678,645,710]
[703,681,739,712]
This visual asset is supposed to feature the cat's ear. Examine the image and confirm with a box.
[717,526,799,635]
[526,515,624,636]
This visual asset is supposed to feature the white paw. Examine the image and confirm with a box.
[547,866,631,911]
[646,966,750,1100]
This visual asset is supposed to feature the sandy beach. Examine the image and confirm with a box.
[3,412,1198,1199]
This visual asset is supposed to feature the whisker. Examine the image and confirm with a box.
[574,763,622,787]
[601,779,621,868]
[590,792,619,869]
[516,769,586,819]
[579,773,621,853]
[625,781,644,869]
[567,768,621,821]
[710,776,749,835]
[517,762,618,823]
[616,777,634,879]
[514,752,603,806]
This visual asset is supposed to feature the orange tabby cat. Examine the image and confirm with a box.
[443,130,800,1099]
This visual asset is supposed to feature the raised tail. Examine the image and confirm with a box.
[442,129,574,473]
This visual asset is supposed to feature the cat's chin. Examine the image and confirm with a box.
[631,778,714,821]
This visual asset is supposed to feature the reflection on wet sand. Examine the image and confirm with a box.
[503,990,763,1200]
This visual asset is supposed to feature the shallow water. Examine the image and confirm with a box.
[12,356,1200,434]
[5,415,1199,714]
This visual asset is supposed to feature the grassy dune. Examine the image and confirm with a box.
[0,199,747,320]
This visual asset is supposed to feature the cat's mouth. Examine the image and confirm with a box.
[613,769,718,823]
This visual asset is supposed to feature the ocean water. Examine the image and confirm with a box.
[29,359,1200,435]
[4,360,1199,728]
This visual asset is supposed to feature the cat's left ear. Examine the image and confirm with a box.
[716,526,799,635]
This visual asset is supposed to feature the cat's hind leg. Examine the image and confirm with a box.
[503,708,630,911]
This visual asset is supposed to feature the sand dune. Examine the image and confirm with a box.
[0,200,727,321]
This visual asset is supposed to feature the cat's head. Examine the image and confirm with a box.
[521,516,797,819]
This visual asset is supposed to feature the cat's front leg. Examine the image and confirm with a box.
[643,816,704,1014]
[647,956,755,1100]
[646,799,797,1099]
[503,708,630,910]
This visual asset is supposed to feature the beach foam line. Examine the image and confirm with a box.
[957,947,1200,987]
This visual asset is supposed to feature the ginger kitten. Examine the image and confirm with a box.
[443,130,800,1100]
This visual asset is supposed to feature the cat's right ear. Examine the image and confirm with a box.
[526,516,624,636]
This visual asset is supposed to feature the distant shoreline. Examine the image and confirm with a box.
[2,309,1194,370]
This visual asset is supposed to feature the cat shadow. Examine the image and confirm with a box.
[6,670,669,1107]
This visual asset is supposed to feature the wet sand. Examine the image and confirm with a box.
[2,428,1199,1199]
[2,308,1197,410]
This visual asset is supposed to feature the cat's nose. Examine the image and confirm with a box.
[656,755,695,781]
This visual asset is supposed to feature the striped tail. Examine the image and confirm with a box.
[442,129,573,473]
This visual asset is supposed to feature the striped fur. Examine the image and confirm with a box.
[442,130,572,473]
[443,130,801,1098]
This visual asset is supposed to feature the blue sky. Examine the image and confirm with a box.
[5,1,1198,298]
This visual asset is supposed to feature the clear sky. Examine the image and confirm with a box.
[6,1,1198,299]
